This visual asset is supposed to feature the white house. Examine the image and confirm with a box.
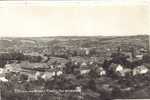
[0,68,4,74]
[41,72,55,81]
[56,71,63,76]
[135,55,143,60]
[133,65,149,76]
[98,67,106,76]
[76,86,82,92]
[116,64,124,72]
[81,62,87,67]
[0,68,8,82]
[80,68,90,75]
[110,64,131,77]
[4,64,14,72]
[0,77,8,82]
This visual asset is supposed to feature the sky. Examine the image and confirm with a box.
[0,1,149,37]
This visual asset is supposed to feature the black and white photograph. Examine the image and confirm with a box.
[0,0,150,100]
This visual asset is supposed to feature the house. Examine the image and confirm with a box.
[4,64,22,73]
[41,72,55,81]
[109,63,131,77]
[35,71,42,79]
[75,86,82,92]
[0,68,8,82]
[0,77,8,82]
[80,62,88,68]
[98,67,106,76]
[115,64,133,77]
[56,70,63,76]
[109,63,120,72]
[79,67,90,75]
[56,63,66,68]
[0,68,4,74]
[89,61,94,65]
[27,73,38,82]
[135,55,143,60]
[116,64,123,72]
[132,65,149,76]
[84,48,90,56]
[41,69,63,81]
[4,64,14,72]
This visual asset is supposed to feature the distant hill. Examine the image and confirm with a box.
[0,35,148,52]
[0,39,14,48]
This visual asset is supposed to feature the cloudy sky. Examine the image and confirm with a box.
[0,1,149,37]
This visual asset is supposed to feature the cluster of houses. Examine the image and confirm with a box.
[0,51,149,84]
[1,36,150,88]
[0,57,106,83]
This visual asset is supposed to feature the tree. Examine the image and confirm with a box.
[88,67,99,79]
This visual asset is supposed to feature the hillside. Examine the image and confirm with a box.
[0,35,148,52]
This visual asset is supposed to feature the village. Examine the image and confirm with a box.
[0,35,150,99]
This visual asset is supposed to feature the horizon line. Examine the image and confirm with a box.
[0,34,149,38]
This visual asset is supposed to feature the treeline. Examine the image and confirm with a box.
[0,52,42,67]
